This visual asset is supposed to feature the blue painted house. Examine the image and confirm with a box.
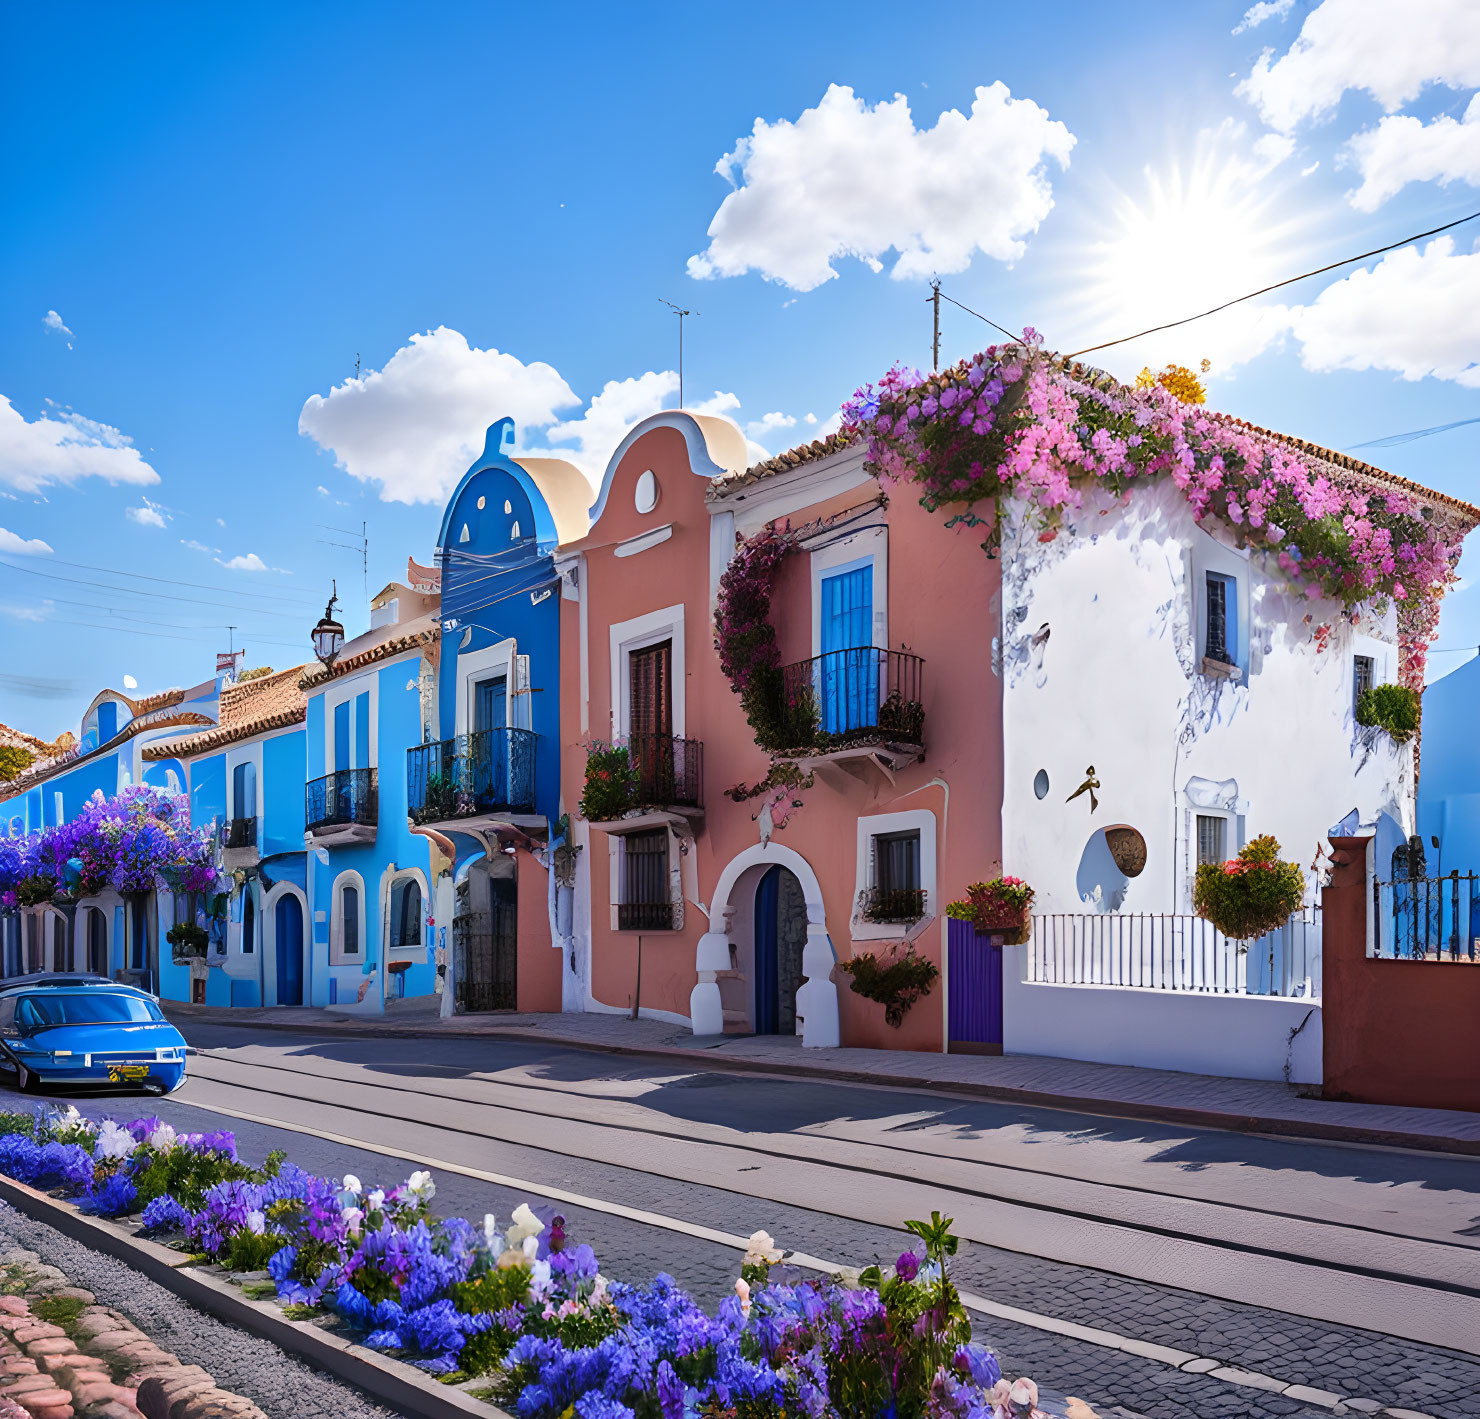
[1417,656,1480,878]
[409,419,588,1016]
[0,678,222,993]
[144,666,309,1007]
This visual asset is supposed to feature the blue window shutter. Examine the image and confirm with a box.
[821,565,872,654]
[333,701,350,771]
[475,677,507,733]
[354,692,370,769]
[820,564,873,734]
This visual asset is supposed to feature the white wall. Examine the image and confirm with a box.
[1003,947,1323,1083]
[1000,481,1411,916]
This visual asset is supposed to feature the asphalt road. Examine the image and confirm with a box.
[8,1023,1480,1419]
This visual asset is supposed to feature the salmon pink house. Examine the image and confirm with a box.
[557,411,1005,1051]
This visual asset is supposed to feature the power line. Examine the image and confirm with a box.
[1349,416,1480,451]
[0,560,312,619]
[1065,207,1480,361]
[27,554,319,608]
[935,289,1019,344]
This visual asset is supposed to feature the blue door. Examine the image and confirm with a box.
[820,563,872,735]
[275,895,304,1007]
[475,677,508,806]
[947,917,1002,1053]
[753,866,782,1034]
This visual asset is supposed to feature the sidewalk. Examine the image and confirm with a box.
[165,998,1480,1155]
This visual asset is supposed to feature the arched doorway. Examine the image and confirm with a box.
[83,907,108,975]
[753,866,807,1035]
[693,843,840,1048]
[274,895,305,1006]
[453,852,517,1012]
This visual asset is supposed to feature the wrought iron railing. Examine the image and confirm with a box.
[219,817,257,850]
[858,886,928,924]
[406,728,537,826]
[1373,872,1480,961]
[774,648,924,754]
[617,901,674,931]
[306,769,377,834]
[1030,909,1322,998]
[629,732,702,809]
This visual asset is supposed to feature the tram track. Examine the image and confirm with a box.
[181,1047,1480,1354]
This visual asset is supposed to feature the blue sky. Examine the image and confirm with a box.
[3,0,1478,737]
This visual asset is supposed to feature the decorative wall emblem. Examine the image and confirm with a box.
[1104,826,1147,877]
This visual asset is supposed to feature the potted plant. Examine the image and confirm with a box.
[837,944,939,1027]
[1356,683,1420,743]
[1194,834,1305,941]
[578,741,637,822]
[945,877,1034,944]
[166,922,209,961]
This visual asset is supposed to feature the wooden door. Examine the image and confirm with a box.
[947,917,1003,1053]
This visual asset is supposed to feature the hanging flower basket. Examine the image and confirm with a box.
[837,944,939,1027]
[1194,834,1305,941]
[945,877,1035,945]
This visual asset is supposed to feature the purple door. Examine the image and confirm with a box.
[948,916,1002,1053]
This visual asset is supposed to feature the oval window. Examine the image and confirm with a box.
[1104,826,1148,877]
[476,495,486,510]
[634,469,659,514]
[504,500,512,514]
[1033,769,1050,800]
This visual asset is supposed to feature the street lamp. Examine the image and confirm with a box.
[312,582,345,668]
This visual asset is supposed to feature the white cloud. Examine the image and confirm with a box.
[298,326,580,504]
[216,552,270,572]
[215,517,225,527]
[122,674,138,690]
[1232,0,1292,34]
[0,396,160,495]
[303,327,774,494]
[746,411,797,439]
[41,311,73,348]
[316,484,330,496]
[686,82,1075,292]
[179,538,214,553]
[0,527,53,556]
[1345,92,1480,210]
[1,601,52,622]
[1287,236,1480,385]
[1238,0,1480,131]
[125,497,168,529]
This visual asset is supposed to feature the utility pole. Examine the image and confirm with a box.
[929,280,942,371]
[659,299,692,406]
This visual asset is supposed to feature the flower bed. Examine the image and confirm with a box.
[0,1107,1093,1418]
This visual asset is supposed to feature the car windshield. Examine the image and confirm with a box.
[16,993,165,1030]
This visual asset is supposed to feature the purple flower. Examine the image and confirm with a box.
[894,1250,921,1281]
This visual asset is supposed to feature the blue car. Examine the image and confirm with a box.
[0,975,188,1095]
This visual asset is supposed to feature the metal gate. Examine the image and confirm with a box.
[454,881,517,1012]
[947,916,1003,1053]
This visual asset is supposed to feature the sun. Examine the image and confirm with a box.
[1076,132,1307,377]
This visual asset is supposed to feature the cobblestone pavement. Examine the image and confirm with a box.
[0,1203,398,1419]
[46,1085,1480,1419]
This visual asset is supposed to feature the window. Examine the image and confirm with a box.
[619,829,671,930]
[1205,572,1237,666]
[390,877,422,948]
[1196,814,1227,866]
[341,884,360,954]
[232,761,257,820]
[1353,654,1375,713]
[242,894,255,955]
[629,640,674,799]
[865,829,924,923]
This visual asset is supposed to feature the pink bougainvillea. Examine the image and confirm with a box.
[841,334,1466,688]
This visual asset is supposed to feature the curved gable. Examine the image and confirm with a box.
[587,411,746,528]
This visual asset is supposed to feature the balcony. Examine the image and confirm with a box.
[306,768,378,846]
[406,728,538,834]
[218,816,258,868]
[617,901,674,931]
[772,648,925,782]
[582,733,703,836]
[858,885,928,925]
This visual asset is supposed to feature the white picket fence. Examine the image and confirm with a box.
[1029,909,1321,999]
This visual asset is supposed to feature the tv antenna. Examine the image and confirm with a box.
[658,299,693,407]
[317,521,369,606]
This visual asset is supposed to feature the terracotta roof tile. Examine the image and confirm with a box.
[144,704,306,760]
[710,430,858,494]
[142,665,310,760]
[298,623,437,690]
[711,353,1479,527]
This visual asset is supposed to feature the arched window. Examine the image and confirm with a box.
[389,877,422,948]
[242,893,255,955]
[331,874,364,964]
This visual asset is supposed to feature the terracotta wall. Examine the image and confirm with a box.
[516,848,562,1013]
[1322,836,1480,1112]
[561,419,1004,1051]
